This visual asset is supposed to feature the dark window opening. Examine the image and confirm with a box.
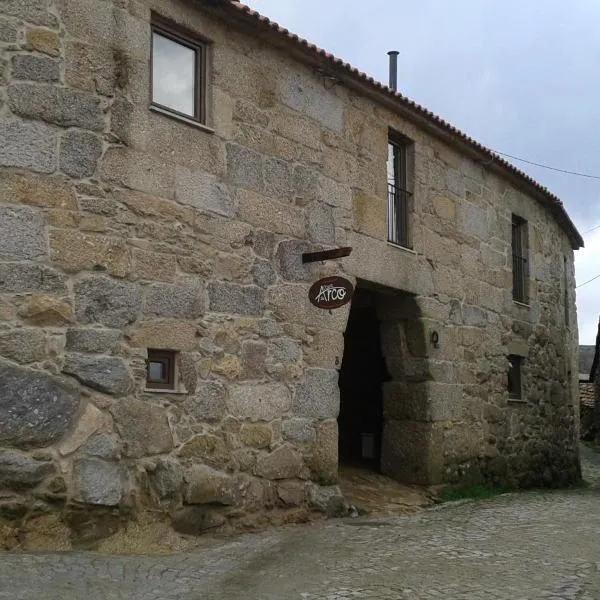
[512,215,528,303]
[508,355,523,400]
[387,136,412,248]
[146,349,176,390]
[151,18,207,123]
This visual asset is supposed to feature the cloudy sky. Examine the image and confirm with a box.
[247,0,600,344]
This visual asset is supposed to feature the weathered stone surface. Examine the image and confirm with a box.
[227,384,291,422]
[240,423,273,449]
[75,459,124,506]
[0,20,17,43]
[18,293,73,326]
[26,27,60,56]
[65,40,117,96]
[0,451,54,488]
[74,276,141,328]
[0,328,46,363]
[184,381,227,422]
[268,338,301,365]
[184,465,236,505]
[171,506,226,535]
[111,399,173,458]
[58,403,105,456]
[63,353,134,396]
[0,205,46,261]
[252,258,277,288]
[175,167,235,217]
[226,143,263,192]
[308,420,338,485]
[0,263,66,294]
[241,340,267,379]
[179,434,229,469]
[66,328,121,353]
[208,282,265,316]
[275,240,315,282]
[143,282,205,319]
[277,480,306,506]
[0,171,77,210]
[238,190,306,238]
[293,369,340,419]
[282,418,316,444]
[308,202,335,244]
[12,55,59,82]
[255,445,303,479]
[8,84,104,131]
[251,229,276,259]
[0,361,80,448]
[128,321,198,351]
[152,457,184,499]
[59,129,103,178]
[0,120,56,173]
[307,483,345,516]
[82,433,122,460]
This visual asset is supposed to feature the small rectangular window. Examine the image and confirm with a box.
[146,349,176,390]
[512,215,528,303]
[508,355,523,400]
[387,134,413,249]
[151,19,206,123]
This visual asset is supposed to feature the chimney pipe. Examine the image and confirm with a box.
[388,50,399,91]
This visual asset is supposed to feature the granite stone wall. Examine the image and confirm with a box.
[0,0,580,543]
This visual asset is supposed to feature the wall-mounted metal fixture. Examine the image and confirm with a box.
[430,331,440,348]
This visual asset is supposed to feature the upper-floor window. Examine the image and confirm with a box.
[511,215,528,303]
[387,134,413,249]
[151,18,207,123]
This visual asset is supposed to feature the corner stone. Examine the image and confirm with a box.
[293,369,340,419]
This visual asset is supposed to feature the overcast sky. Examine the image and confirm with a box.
[247,0,600,344]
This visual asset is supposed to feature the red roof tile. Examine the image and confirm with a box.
[216,0,584,249]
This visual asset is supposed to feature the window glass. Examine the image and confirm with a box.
[148,361,166,382]
[152,31,196,117]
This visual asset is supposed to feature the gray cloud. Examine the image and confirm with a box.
[248,0,600,342]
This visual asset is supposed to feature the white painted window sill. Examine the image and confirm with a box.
[144,387,188,395]
[507,397,528,404]
[149,104,215,134]
[387,241,417,255]
[513,300,531,309]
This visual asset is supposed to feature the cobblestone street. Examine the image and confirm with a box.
[1,449,600,600]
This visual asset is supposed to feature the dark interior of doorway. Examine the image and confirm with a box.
[338,289,389,471]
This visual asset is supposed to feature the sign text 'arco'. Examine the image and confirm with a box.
[308,276,354,310]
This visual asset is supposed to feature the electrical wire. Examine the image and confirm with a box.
[577,273,600,289]
[493,150,600,181]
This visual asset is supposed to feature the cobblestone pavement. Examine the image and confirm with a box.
[2,451,600,600]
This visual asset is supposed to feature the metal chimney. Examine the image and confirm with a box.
[387,50,399,91]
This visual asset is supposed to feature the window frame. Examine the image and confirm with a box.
[387,132,414,249]
[507,354,524,401]
[511,214,529,304]
[146,349,176,391]
[150,17,208,125]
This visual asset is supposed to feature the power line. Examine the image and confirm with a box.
[583,224,600,234]
[577,273,600,289]
[493,150,600,180]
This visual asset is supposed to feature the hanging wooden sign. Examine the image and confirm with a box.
[308,276,354,310]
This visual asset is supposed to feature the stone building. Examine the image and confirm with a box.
[581,323,600,439]
[0,0,584,539]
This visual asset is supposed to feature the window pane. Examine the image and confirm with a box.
[152,32,196,117]
[148,361,166,382]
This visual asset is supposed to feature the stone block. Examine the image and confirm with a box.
[352,190,387,239]
[74,276,141,328]
[64,40,116,96]
[241,340,267,379]
[275,240,316,282]
[12,55,59,82]
[152,457,183,499]
[25,27,60,56]
[132,249,177,283]
[277,480,306,506]
[0,361,80,449]
[458,201,488,240]
[0,450,55,489]
[208,282,265,316]
[307,483,345,516]
[282,418,316,444]
[59,129,103,178]
[251,258,277,288]
[171,506,226,535]
[58,403,105,456]
[184,464,236,505]
[128,320,198,351]
[264,156,294,200]
[255,445,303,479]
[308,419,338,484]
[18,293,73,326]
[111,398,173,458]
[82,433,122,460]
[4,0,58,27]
[179,433,229,468]
[0,205,46,260]
[0,20,18,43]
[175,167,235,217]
[66,328,121,353]
[8,84,104,131]
[305,329,344,368]
[0,328,46,363]
[267,337,301,366]
[251,229,276,259]
[143,282,205,319]
[50,230,132,278]
[184,381,227,423]
[293,369,340,419]
[308,202,335,244]
[239,423,273,449]
[63,353,134,396]
[238,189,306,238]
[0,171,77,210]
[226,143,263,192]
[227,384,291,422]
[75,459,124,506]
